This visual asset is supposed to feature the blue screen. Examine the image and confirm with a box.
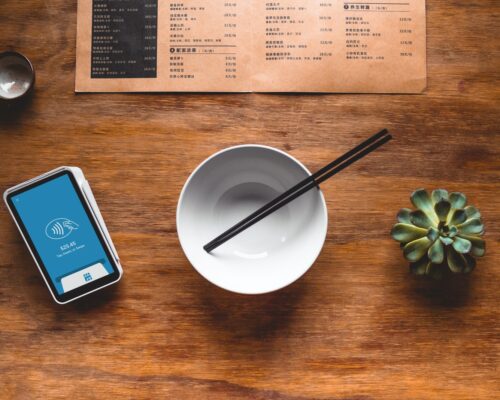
[11,174,114,295]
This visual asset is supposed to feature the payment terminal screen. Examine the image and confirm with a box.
[10,173,114,294]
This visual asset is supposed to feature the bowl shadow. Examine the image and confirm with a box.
[196,275,309,341]
[0,91,34,124]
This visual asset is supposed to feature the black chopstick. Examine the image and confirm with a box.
[205,133,392,252]
[204,130,392,253]
[207,129,387,245]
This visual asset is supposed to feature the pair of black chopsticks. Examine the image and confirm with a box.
[204,129,392,253]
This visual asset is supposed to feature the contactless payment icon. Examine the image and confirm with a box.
[45,218,79,240]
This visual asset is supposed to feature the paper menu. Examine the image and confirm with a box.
[75,1,426,93]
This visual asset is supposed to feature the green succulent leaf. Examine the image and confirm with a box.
[463,254,477,273]
[410,210,436,229]
[428,239,444,264]
[434,199,451,222]
[464,205,481,220]
[398,189,483,276]
[397,208,413,224]
[447,247,467,273]
[391,223,428,243]
[409,257,430,275]
[431,189,449,204]
[457,218,484,235]
[410,189,439,225]
[403,237,433,262]
[448,225,459,238]
[449,192,467,209]
[458,234,486,257]
[427,227,439,241]
[448,209,467,226]
[452,236,472,254]
[440,236,454,246]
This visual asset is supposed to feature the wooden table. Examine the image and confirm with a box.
[1,1,499,399]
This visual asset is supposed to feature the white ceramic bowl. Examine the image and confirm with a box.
[176,145,328,294]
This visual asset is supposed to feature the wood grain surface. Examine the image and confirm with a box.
[1,1,499,399]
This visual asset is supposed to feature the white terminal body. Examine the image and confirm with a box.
[3,166,122,304]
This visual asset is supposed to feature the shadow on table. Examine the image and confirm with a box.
[408,272,475,308]
[0,93,34,124]
[68,283,122,313]
[196,276,309,340]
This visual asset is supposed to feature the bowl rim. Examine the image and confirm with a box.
[176,144,328,294]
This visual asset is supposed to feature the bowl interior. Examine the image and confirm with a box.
[0,53,33,99]
[177,145,327,294]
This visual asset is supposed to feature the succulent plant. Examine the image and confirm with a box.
[391,189,485,278]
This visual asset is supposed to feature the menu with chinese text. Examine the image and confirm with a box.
[76,0,426,93]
